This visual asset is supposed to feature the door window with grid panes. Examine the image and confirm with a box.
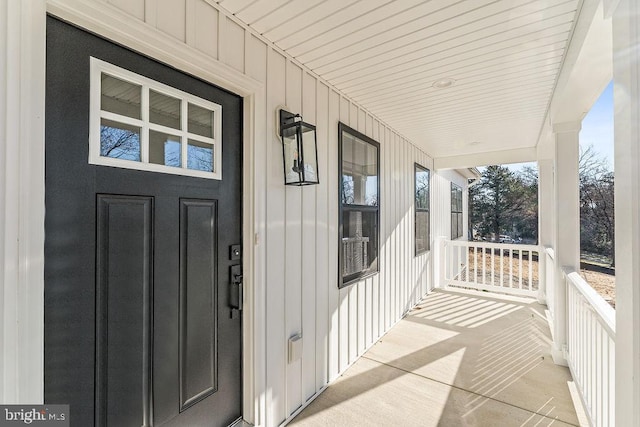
[90,57,223,179]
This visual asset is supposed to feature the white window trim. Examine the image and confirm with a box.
[90,57,223,180]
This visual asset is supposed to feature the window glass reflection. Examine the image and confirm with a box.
[416,211,429,254]
[342,210,378,278]
[149,130,181,167]
[187,139,214,172]
[101,74,141,119]
[188,104,214,138]
[150,90,181,129]
[341,132,378,206]
[100,119,141,161]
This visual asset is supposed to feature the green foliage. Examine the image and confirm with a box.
[469,146,615,266]
[469,165,538,242]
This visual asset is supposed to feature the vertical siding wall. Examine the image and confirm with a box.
[432,169,470,287]
[49,0,466,425]
[260,50,434,424]
[432,169,470,242]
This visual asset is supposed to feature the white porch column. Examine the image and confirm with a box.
[537,159,555,304]
[538,159,555,249]
[0,0,46,403]
[550,121,581,365]
[433,236,447,289]
[612,0,640,424]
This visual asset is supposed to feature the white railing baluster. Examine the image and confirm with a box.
[509,250,513,288]
[597,326,603,427]
[442,240,540,298]
[473,246,478,285]
[586,314,598,418]
[500,248,504,288]
[482,247,486,286]
[490,248,495,286]
[448,242,452,282]
[518,249,523,289]
[563,268,615,427]
[528,250,533,290]
[458,244,462,279]
[609,337,615,426]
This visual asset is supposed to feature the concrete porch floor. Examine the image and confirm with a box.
[290,289,583,427]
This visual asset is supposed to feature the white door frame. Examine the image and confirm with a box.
[7,1,266,424]
[0,0,47,404]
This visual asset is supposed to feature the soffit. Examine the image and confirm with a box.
[216,0,581,158]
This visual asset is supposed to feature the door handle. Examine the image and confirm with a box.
[229,265,243,316]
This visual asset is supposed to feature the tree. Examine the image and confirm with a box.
[469,165,537,242]
[513,166,538,240]
[469,148,615,266]
[579,145,615,265]
[100,125,140,160]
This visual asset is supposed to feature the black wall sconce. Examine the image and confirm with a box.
[279,109,319,186]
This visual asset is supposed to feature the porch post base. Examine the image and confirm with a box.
[550,346,568,367]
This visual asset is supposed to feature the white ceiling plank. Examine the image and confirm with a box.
[235,0,291,25]
[301,0,573,68]
[343,34,569,97]
[390,98,552,134]
[414,113,547,138]
[389,92,552,124]
[324,13,575,82]
[348,39,568,99]
[219,0,261,14]
[370,75,557,112]
[391,88,552,118]
[249,0,326,34]
[418,104,549,126]
[221,0,584,156]
[434,148,539,169]
[402,104,548,132]
[261,0,360,42]
[356,63,561,113]
[358,55,562,109]
[310,2,577,78]
[364,62,560,109]
[273,0,391,49]
[419,114,548,143]
[288,0,447,60]
[332,27,571,93]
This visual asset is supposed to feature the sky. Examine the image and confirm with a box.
[501,80,614,174]
[580,81,614,169]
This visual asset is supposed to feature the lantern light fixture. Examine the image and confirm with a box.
[278,109,319,186]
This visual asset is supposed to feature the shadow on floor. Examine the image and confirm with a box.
[289,289,579,427]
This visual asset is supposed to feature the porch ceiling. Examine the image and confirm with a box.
[216,0,582,159]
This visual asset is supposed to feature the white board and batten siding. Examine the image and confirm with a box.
[432,169,470,242]
[45,0,467,425]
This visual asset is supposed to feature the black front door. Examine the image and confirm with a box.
[44,17,243,427]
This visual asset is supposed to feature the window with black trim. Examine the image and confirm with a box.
[451,183,464,239]
[415,164,430,254]
[339,123,379,288]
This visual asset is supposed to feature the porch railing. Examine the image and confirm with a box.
[564,268,615,427]
[442,239,616,425]
[443,240,541,298]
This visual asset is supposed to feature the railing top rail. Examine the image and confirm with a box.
[563,267,616,338]
[446,239,540,252]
